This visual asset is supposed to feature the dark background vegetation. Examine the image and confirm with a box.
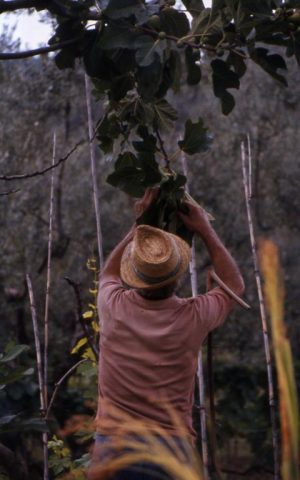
[0,25,299,479]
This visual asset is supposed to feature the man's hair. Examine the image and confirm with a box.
[137,282,177,300]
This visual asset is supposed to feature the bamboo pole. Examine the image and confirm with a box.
[26,274,48,480]
[38,133,57,480]
[241,139,279,480]
[84,74,104,270]
[181,154,209,480]
[44,132,56,409]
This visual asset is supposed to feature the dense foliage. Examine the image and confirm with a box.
[2,0,300,234]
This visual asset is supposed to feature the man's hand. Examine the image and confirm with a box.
[179,201,211,236]
[134,188,159,219]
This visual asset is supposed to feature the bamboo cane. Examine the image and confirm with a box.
[85,74,104,270]
[181,154,209,480]
[26,274,48,480]
[241,139,279,480]
[44,132,56,409]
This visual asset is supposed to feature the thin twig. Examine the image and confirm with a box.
[0,188,20,196]
[26,274,48,480]
[85,74,104,270]
[155,128,170,170]
[64,276,99,359]
[45,359,88,420]
[241,139,279,480]
[0,139,85,181]
[181,153,209,480]
[0,37,82,60]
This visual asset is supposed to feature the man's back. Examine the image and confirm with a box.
[96,275,233,442]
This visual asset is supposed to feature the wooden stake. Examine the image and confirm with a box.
[181,154,209,480]
[44,132,56,409]
[26,274,48,480]
[85,74,104,270]
[241,139,279,480]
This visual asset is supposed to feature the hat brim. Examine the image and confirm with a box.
[120,232,191,290]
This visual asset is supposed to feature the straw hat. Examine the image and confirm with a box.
[120,225,191,290]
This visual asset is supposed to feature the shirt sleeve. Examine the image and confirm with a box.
[98,274,123,306]
[191,287,234,339]
[97,274,129,319]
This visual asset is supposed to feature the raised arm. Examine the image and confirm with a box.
[179,202,245,297]
[100,188,159,280]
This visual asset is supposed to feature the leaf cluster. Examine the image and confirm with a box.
[2,0,300,234]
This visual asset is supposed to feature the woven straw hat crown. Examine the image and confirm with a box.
[120,225,191,290]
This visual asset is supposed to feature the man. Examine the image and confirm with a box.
[89,189,245,479]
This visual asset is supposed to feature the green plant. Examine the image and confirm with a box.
[2,1,300,236]
[0,342,47,434]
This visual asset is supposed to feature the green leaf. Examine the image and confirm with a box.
[0,367,34,387]
[55,47,77,70]
[107,151,162,197]
[135,36,166,67]
[178,118,212,155]
[185,46,201,85]
[107,166,145,197]
[96,113,122,153]
[191,7,223,37]
[77,360,97,378]
[153,99,178,131]
[98,22,137,50]
[18,417,49,433]
[136,54,165,101]
[110,73,135,101]
[250,47,288,86]
[115,152,138,169]
[133,127,157,153]
[211,59,240,115]
[211,58,240,93]
[160,7,190,37]
[227,50,247,78]
[220,90,235,115]
[0,345,29,363]
[0,415,18,426]
[0,416,49,434]
[104,0,157,22]
[182,0,205,18]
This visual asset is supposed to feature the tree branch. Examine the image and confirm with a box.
[0,1,101,18]
[0,188,20,195]
[0,37,81,60]
[45,358,87,420]
[0,0,40,12]
[0,138,85,181]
